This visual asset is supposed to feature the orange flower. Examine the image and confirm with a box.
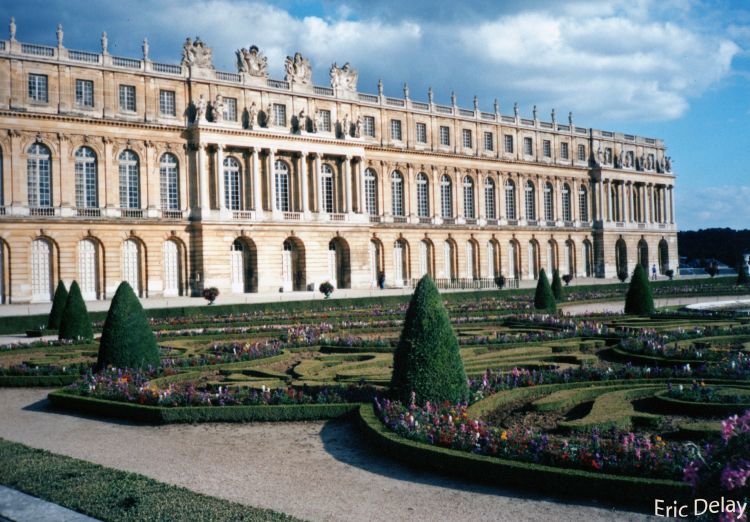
[501,431,508,441]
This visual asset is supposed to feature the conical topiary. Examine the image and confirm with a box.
[390,275,468,405]
[737,261,749,286]
[47,281,68,330]
[533,269,556,313]
[551,269,563,301]
[624,264,655,315]
[58,281,93,341]
[96,282,159,371]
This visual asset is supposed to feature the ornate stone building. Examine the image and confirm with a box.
[0,22,677,303]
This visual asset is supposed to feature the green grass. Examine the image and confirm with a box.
[0,438,302,521]
[559,387,661,432]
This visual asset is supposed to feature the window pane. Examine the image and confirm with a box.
[75,79,94,107]
[28,74,48,103]
[159,90,176,116]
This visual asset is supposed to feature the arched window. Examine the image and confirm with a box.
[583,240,593,277]
[0,147,4,205]
[525,181,536,220]
[419,239,432,277]
[321,164,334,213]
[579,185,589,222]
[393,239,406,286]
[466,241,477,279]
[27,143,52,208]
[485,178,496,220]
[274,160,290,212]
[160,153,179,210]
[543,182,554,221]
[31,238,52,302]
[505,179,516,220]
[463,176,475,219]
[561,183,572,222]
[121,239,141,295]
[416,172,429,217]
[547,240,556,274]
[75,147,97,209]
[391,171,404,216]
[444,240,455,279]
[364,168,377,215]
[78,239,99,300]
[222,156,241,210]
[163,240,181,296]
[508,240,519,279]
[528,240,539,279]
[487,241,498,279]
[610,185,620,222]
[440,175,453,218]
[118,150,140,209]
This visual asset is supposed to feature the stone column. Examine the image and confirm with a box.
[268,148,278,215]
[669,186,674,224]
[498,173,506,220]
[477,171,486,222]
[431,167,440,220]
[217,145,226,211]
[300,151,310,215]
[252,148,263,215]
[344,155,353,214]
[644,184,651,223]
[357,158,366,214]
[198,143,210,213]
[314,153,323,214]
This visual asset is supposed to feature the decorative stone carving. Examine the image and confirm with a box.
[236,45,268,77]
[265,104,272,127]
[9,17,16,42]
[342,114,351,138]
[313,110,323,133]
[297,109,306,132]
[142,37,149,61]
[247,102,258,128]
[665,156,672,172]
[181,37,214,69]
[101,31,108,54]
[355,116,362,138]
[194,94,207,124]
[56,24,63,48]
[213,95,225,123]
[284,52,312,85]
[329,62,358,92]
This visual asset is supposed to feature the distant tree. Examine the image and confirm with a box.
[737,260,749,286]
[47,281,68,330]
[202,287,220,305]
[624,264,655,315]
[551,269,563,301]
[562,274,573,286]
[533,269,556,313]
[319,281,335,298]
[494,275,506,289]
[58,281,93,341]
[705,262,719,278]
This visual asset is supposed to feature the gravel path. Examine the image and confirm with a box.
[561,294,750,315]
[0,389,652,522]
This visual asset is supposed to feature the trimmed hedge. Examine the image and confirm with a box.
[356,404,690,510]
[47,281,68,330]
[58,281,93,341]
[48,390,360,424]
[650,390,750,417]
[625,264,655,315]
[0,375,78,387]
[0,438,301,521]
[551,269,563,301]
[533,269,556,313]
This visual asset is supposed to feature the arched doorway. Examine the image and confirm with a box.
[78,238,101,300]
[231,238,257,293]
[658,239,669,275]
[443,239,457,279]
[122,239,143,296]
[466,240,479,279]
[0,239,7,304]
[508,240,520,279]
[583,240,593,277]
[393,239,409,287]
[31,238,53,302]
[528,240,540,279]
[638,239,649,270]
[282,238,306,291]
[487,240,500,279]
[162,239,184,297]
[419,239,434,278]
[369,238,384,287]
[564,239,576,277]
[546,239,558,275]
[615,238,628,278]
[328,237,351,289]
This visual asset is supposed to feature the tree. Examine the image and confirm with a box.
[58,281,93,341]
[96,282,160,371]
[533,269,556,313]
[737,260,749,286]
[319,281,334,298]
[202,287,220,305]
[390,275,468,405]
[551,269,563,301]
[47,281,68,330]
[624,264,655,315]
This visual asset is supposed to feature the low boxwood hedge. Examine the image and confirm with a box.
[0,375,79,387]
[356,404,691,510]
[48,390,361,424]
[650,389,750,417]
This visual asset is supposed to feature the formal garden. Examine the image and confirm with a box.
[1,271,749,518]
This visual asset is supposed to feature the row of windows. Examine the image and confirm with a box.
[24,143,181,210]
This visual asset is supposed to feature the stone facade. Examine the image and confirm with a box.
[0,26,677,303]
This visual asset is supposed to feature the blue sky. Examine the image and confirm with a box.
[2,0,748,230]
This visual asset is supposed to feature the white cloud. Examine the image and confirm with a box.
[677,185,750,229]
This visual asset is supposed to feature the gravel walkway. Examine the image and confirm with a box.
[561,294,750,315]
[0,389,651,522]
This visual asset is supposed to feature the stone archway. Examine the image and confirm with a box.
[328,237,351,289]
[282,237,306,292]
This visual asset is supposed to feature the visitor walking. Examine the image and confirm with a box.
[651,264,657,280]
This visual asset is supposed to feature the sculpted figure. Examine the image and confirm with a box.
[248,102,258,128]
[665,156,672,172]
[298,109,306,132]
[213,95,225,123]
[236,45,268,77]
[194,94,207,123]
[265,103,273,127]
[639,153,646,170]
[182,36,214,69]
[329,62,358,91]
[101,31,108,54]
[355,116,362,138]
[342,113,351,137]
[596,147,603,165]
[284,52,312,84]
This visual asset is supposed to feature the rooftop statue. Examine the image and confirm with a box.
[236,45,268,77]
[330,62,358,92]
[181,37,214,69]
[285,52,312,85]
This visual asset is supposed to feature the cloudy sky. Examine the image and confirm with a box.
[2,0,748,230]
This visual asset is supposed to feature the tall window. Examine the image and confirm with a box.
[466,241,476,279]
[274,160,290,212]
[560,142,569,160]
[121,239,141,295]
[444,241,455,279]
[75,79,94,108]
[462,129,473,148]
[610,186,620,221]
[524,181,536,220]
[504,134,514,153]
[118,150,140,209]
[27,143,52,208]
[543,140,551,158]
[562,183,572,221]
[363,116,375,137]
[463,176,475,219]
[390,119,402,141]
[485,178,496,219]
[319,110,332,132]
[484,132,494,151]
[273,104,287,126]
[505,179,516,220]
[160,153,179,210]
[579,186,589,222]
[416,173,429,217]
[78,239,98,300]
[223,97,238,121]
[577,144,586,161]
[439,126,450,146]
[364,168,377,215]
[523,137,533,155]
[416,122,427,143]
[119,85,136,112]
[543,182,554,221]
[391,171,404,216]
[31,239,52,301]
[321,164,334,213]
[162,240,180,296]
[223,157,241,210]
[28,73,48,102]
[159,90,176,116]
[74,147,97,209]
[440,175,453,218]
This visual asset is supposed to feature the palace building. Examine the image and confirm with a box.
[0,22,677,303]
